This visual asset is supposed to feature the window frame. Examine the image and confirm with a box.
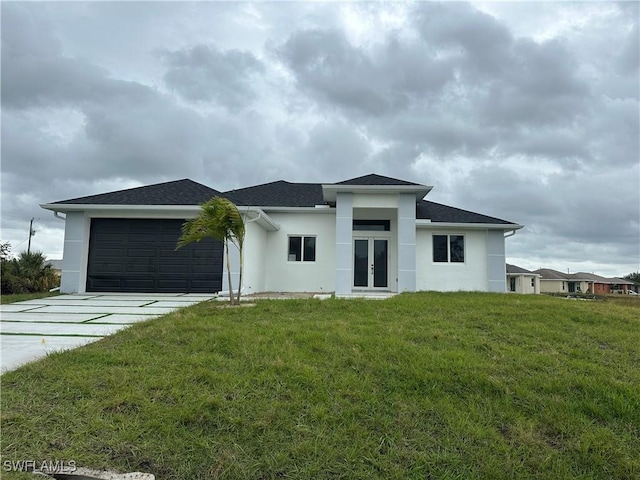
[432,234,466,264]
[288,235,317,263]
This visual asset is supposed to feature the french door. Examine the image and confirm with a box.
[353,237,388,289]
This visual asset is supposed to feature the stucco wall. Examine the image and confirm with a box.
[539,280,565,293]
[508,274,540,294]
[416,229,489,291]
[60,212,90,293]
[264,212,336,292]
[223,220,267,295]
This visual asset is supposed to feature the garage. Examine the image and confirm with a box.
[86,218,223,293]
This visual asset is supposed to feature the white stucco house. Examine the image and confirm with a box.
[506,264,541,294]
[41,174,523,296]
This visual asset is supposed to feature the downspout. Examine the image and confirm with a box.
[504,229,516,238]
[54,211,66,221]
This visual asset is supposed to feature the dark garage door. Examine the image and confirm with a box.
[87,218,223,293]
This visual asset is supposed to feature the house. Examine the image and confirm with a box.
[506,264,540,294]
[533,268,637,294]
[40,174,523,296]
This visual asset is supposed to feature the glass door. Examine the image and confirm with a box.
[353,238,388,289]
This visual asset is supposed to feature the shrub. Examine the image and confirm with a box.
[0,251,59,294]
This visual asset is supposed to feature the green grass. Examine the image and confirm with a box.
[1,293,638,479]
[0,291,60,304]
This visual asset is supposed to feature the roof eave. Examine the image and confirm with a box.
[237,206,280,231]
[40,203,206,213]
[321,184,433,203]
[416,221,524,231]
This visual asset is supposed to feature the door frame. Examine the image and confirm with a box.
[352,234,391,291]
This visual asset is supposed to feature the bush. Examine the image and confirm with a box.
[0,251,59,294]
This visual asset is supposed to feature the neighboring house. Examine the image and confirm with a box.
[534,268,637,294]
[41,174,523,296]
[506,264,540,294]
[48,259,64,277]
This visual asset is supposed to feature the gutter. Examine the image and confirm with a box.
[237,206,280,231]
[416,221,524,231]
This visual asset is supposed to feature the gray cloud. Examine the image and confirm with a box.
[276,28,455,116]
[161,44,265,107]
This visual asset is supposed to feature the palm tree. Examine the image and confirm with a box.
[176,197,245,304]
[1,251,59,293]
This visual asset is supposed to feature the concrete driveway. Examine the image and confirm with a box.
[0,293,215,372]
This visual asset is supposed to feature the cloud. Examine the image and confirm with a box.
[275,28,455,116]
[161,44,265,107]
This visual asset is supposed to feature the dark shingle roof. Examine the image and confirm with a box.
[51,179,223,206]
[534,269,636,284]
[224,181,325,207]
[335,173,422,186]
[47,175,519,225]
[506,264,534,274]
[416,200,515,225]
[533,268,569,280]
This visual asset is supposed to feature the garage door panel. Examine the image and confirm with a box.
[95,233,127,242]
[93,248,125,258]
[127,248,156,257]
[192,249,218,259]
[157,264,189,274]
[87,277,123,290]
[123,278,157,290]
[128,233,158,242]
[191,263,218,274]
[159,248,188,258]
[126,264,154,273]
[87,219,223,293]
[96,263,124,273]
[160,234,181,242]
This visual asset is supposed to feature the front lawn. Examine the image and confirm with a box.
[1,293,638,479]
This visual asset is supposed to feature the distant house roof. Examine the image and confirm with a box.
[49,179,223,206]
[534,268,571,280]
[572,272,609,282]
[506,264,537,275]
[605,277,636,286]
[43,174,519,226]
[534,269,636,285]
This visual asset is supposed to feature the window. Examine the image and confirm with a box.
[288,236,316,262]
[353,220,390,231]
[433,235,465,263]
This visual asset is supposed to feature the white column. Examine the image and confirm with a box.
[60,212,90,293]
[335,192,353,295]
[487,230,506,292]
[397,193,416,292]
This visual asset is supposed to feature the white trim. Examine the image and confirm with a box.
[322,184,432,202]
[40,203,203,213]
[258,206,336,213]
[417,221,524,230]
[237,207,280,231]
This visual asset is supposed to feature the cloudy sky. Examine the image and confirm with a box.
[1,1,638,277]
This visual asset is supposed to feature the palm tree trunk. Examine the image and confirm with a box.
[225,239,234,305]
[236,244,243,304]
